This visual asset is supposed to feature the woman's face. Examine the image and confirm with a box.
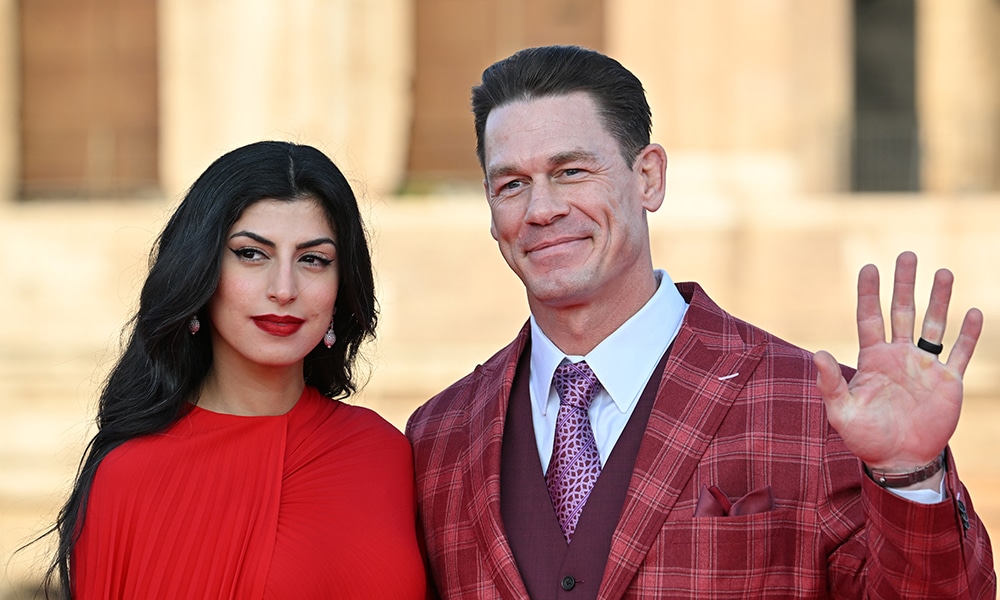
[207,197,339,374]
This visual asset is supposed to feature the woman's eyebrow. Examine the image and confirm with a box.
[297,237,337,250]
[228,231,336,251]
[229,231,273,246]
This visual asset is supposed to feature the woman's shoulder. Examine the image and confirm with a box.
[300,386,408,445]
[288,389,412,477]
[99,414,192,462]
[95,406,283,485]
[90,424,189,497]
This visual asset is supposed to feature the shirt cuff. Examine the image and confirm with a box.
[886,468,946,504]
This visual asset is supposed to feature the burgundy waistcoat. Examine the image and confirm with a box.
[500,342,671,599]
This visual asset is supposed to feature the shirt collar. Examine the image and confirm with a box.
[529,269,689,415]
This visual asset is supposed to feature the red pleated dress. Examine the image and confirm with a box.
[72,386,428,599]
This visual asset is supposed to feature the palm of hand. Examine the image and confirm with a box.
[814,251,982,471]
[830,340,963,469]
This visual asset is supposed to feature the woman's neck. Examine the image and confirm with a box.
[195,363,305,416]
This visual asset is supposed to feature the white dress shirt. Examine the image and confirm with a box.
[530,270,686,472]
[528,269,944,504]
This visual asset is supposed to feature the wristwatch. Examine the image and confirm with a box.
[864,451,946,488]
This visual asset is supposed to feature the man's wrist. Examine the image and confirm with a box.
[864,451,946,488]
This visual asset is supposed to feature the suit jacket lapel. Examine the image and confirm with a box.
[599,284,766,598]
[461,325,531,599]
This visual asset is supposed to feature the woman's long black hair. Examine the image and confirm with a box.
[43,141,378,596]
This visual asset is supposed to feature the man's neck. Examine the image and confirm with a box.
[530,272,658,356]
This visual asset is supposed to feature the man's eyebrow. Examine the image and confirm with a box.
[548,150,597,166]
[486,164,519,182]
[486,150,598,182]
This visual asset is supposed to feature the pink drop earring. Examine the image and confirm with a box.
[188,315,201,335]
[323,320,336,348]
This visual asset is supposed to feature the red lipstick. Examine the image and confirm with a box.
[252,314,305,336]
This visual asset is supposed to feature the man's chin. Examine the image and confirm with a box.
[525,280,592,310]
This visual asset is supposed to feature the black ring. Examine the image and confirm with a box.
[917,337,944,356]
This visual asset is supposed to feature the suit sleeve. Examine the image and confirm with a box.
[827,448,996,599]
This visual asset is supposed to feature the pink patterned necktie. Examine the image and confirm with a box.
[545,361,603,543]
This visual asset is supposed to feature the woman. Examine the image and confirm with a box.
[47,141,429,598]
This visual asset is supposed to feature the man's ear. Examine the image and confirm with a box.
[634,143,667,212]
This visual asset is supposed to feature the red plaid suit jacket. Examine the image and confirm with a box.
[406,283,996,598]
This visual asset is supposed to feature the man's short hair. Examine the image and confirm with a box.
[472,45,652,170]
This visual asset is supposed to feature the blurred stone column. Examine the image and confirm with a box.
[605,0,850,196]
[790,0,852,194]
[160,0,413,200]
[919,0,1000,193]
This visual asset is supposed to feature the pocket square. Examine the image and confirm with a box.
[694,484,774,517]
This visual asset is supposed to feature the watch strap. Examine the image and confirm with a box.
[864,451,946,488]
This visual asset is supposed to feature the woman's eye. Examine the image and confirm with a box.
[232,247,265,261]
[301,254,333,267]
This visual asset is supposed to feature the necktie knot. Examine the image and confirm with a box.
[553,361,602,411]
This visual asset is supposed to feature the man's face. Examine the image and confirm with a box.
[482,92,664,315]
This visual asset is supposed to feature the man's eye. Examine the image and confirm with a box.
[490,180,521,199]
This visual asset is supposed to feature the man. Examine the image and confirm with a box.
[406,45,995,598]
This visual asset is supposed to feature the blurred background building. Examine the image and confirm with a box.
[1,0,999,594]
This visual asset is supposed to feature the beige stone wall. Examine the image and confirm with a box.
[0,0,413,205]
[611,0,1000,195]
[919,0,1000,193]
[607,0,852,196]
[2,0,997,202]
[159,0,414,200]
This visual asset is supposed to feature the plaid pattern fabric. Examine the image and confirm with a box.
[406,283,996,599]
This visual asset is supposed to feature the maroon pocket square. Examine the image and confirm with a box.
[694,484,775,517]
